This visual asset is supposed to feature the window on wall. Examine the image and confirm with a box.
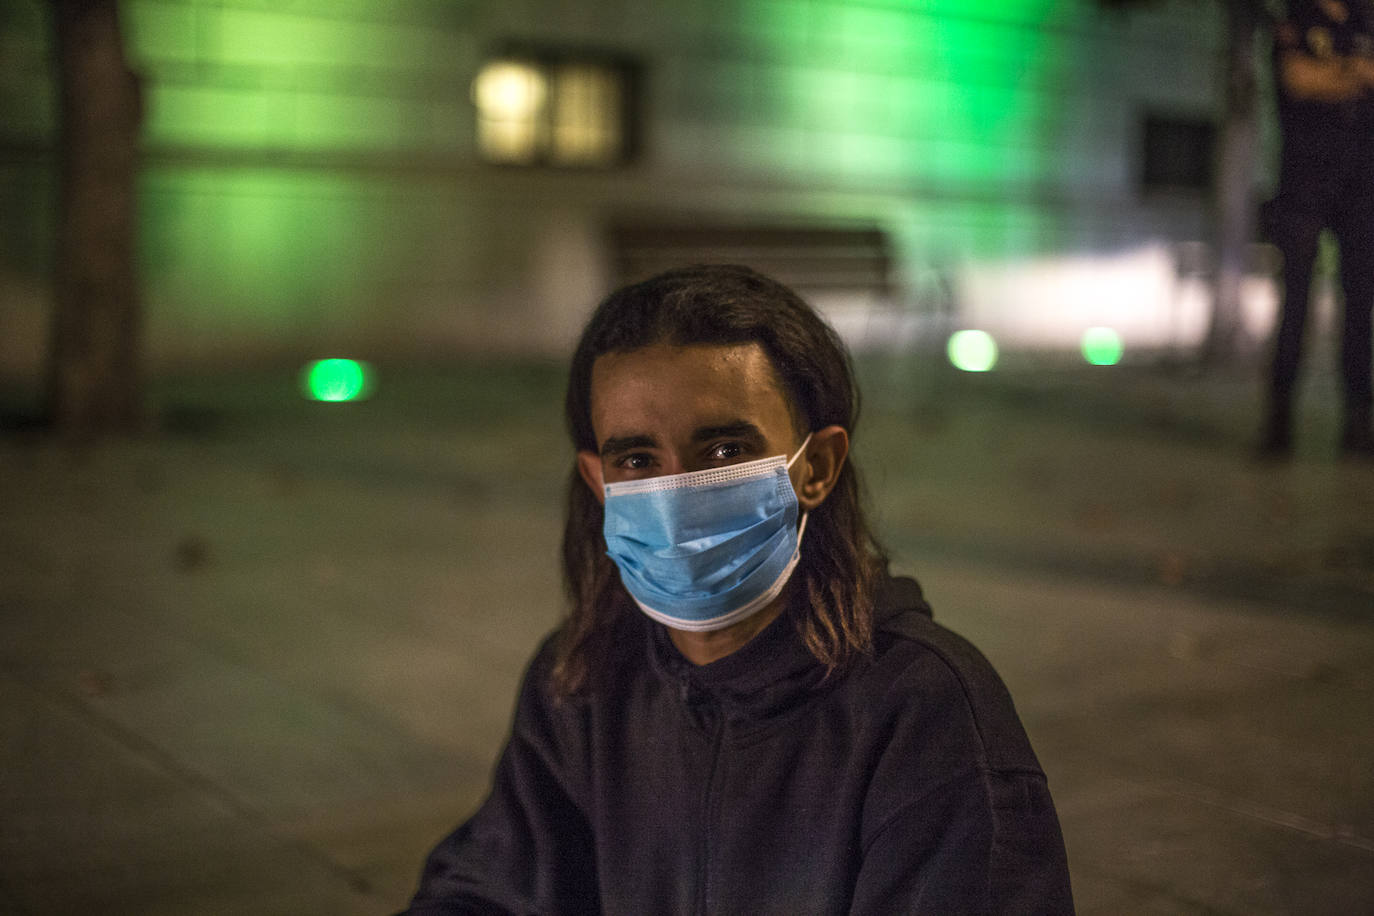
[1141,113,1214,194]
[471,49,639,168]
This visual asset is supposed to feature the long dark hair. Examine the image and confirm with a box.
[553,264,888,696]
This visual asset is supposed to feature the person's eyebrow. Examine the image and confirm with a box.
[599,434,658,457]
[692,421,766,443]
[598,423,765,457]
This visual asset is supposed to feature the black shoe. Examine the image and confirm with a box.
[1340,406,1374,459]
[1256,434,1293,462]
[1258,398,1294,462]
[1257,419,1293,462]
[1340,428,1374,460]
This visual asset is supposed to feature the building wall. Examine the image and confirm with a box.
[0,0,1237,375]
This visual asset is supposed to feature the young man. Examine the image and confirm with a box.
[402,265,1073,914]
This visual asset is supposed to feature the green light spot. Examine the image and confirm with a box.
[1081,327,1123,366]
[948,330,998,372]
[302,359,373,402]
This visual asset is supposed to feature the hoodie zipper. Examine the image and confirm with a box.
[694,703,724,916]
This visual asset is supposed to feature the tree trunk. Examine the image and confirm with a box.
[48,0,143,437]
[1202,0,1261,365]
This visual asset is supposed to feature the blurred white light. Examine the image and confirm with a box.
[473,62,546,120]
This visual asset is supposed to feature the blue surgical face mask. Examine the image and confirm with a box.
[602,435,812,632]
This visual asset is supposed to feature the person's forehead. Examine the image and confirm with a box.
[588,342,793,422]
[593,340,771,377]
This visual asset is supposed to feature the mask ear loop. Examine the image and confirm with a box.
[787,432,814,541]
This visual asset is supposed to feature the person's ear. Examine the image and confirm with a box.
[793,425,849,511]
[577,450,606,506]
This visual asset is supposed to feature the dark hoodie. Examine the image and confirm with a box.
[403,576,1073,915]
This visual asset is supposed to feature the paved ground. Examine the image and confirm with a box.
[1,355,1372,915]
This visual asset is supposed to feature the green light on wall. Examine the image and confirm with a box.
[1081,327,1123,366]
[301,359,374,402]
[737,3,1065,257]
[948,330,998,372]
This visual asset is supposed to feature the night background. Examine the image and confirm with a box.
[1,0,1372,913]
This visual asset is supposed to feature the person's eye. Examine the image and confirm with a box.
[709,441,745,461]
[617,452,654,471]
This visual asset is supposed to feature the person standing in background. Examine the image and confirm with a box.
[1262,0,1374,458]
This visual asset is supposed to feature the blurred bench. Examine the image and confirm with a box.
[605,223,895,298]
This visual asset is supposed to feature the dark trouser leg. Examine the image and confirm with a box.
[1266,202,1323,449]
[1337,250,1374,447]
[1334,190,1374,450]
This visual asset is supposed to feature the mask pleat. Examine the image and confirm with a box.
[601,455,807,628]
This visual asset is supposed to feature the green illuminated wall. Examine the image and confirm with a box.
[0,0,1224,371]
[739,0,1066,189]
[128,1,475,154]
